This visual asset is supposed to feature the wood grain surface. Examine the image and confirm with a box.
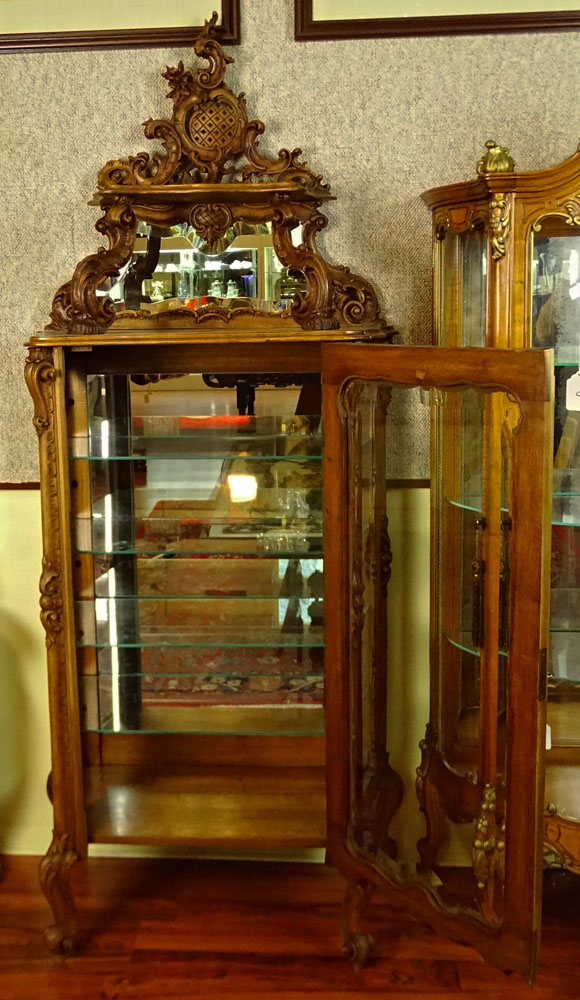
[0,857,579,999]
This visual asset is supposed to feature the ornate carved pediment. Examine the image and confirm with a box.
[98,11,327,195]
[46,12,391,338]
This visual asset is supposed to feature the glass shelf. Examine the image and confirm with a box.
[445,632,507,659]
[90,592,315,601]
[77,626,326,649]
[75,513,323,556]
[445,631,580,686]
[446,493,580,527]
[73,452,322,463]
[77,414,321,451]
[553,351,580,367]
[78,545,324,557]
[91,671,325,680]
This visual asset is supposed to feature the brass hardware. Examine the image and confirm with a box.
[472,783,497,890]
[477,139,515,175]
[489,196,511,260]
[471,516,486,649]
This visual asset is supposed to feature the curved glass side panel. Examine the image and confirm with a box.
[437,224,487,347]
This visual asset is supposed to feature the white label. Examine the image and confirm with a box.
[569,283,580,301]
[546,724,552,751]
[566,371,580,411]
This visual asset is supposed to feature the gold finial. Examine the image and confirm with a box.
[477,139,515,175]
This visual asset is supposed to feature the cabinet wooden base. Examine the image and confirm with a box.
[84,764,327,848]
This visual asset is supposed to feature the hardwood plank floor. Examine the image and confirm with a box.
[0,856,579,999]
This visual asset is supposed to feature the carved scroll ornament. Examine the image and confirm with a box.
[45,13,388,336]
[97,12,326,193]
[489,196,510,261]
[564,199,580,227]
[273,203,387,331]
[24,347,57,436]
[39,557,63,648]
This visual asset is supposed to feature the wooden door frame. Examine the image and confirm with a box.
[321,344,553,982]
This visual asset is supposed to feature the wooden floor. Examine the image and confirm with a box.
[1,855,580,998]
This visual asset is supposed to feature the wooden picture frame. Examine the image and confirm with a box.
[295,0,580,39]
[0,1,240,51]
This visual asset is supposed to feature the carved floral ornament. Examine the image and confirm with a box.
[46,12,389,337]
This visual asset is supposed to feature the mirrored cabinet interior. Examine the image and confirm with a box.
[422,137,580,877]
[25,17,556,985]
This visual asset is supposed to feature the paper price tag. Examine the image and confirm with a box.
[566,371,580,411]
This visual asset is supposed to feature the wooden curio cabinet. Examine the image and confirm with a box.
[26,19,554,983]
[423,138,580,882]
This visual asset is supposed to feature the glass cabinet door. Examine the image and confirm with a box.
[531,223,580,760]
[322,345,552,983]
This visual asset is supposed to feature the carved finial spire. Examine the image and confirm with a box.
[477,139,515,175]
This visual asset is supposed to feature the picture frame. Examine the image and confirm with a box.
[295,0,580,39]
[0,0,240,51]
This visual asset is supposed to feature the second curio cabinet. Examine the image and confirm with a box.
[27,17,553,984]
[423,137,580,885]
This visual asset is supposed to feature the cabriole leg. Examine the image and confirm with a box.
[341,879,374,970]
[39,832,80,954]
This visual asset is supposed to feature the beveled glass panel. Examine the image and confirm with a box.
[73,371,324,735]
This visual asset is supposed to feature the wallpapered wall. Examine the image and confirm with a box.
[3,0,580,481]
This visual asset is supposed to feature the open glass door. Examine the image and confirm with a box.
[322,345,553,983]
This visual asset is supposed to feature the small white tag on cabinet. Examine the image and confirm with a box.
[546,724,552,750]
[566,372,580,411]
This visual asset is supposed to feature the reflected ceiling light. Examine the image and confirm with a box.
[227,474,258,502]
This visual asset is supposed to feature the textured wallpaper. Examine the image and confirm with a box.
[2,0,580,480]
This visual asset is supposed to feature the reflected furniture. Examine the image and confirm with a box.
[422,139,580,878]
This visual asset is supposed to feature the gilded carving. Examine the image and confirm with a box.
[477,139,515,175]
[564,199,580,227]
[489,196,510,260]
[472,783,497,890]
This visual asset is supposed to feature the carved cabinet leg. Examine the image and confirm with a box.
[415,732,450,872]
[39,833,80,954]
[416,774,450,872]
[341,880,374,970]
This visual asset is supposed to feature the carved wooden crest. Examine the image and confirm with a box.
[47,12,390,337]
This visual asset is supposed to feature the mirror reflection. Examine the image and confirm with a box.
[105,222,306,314]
